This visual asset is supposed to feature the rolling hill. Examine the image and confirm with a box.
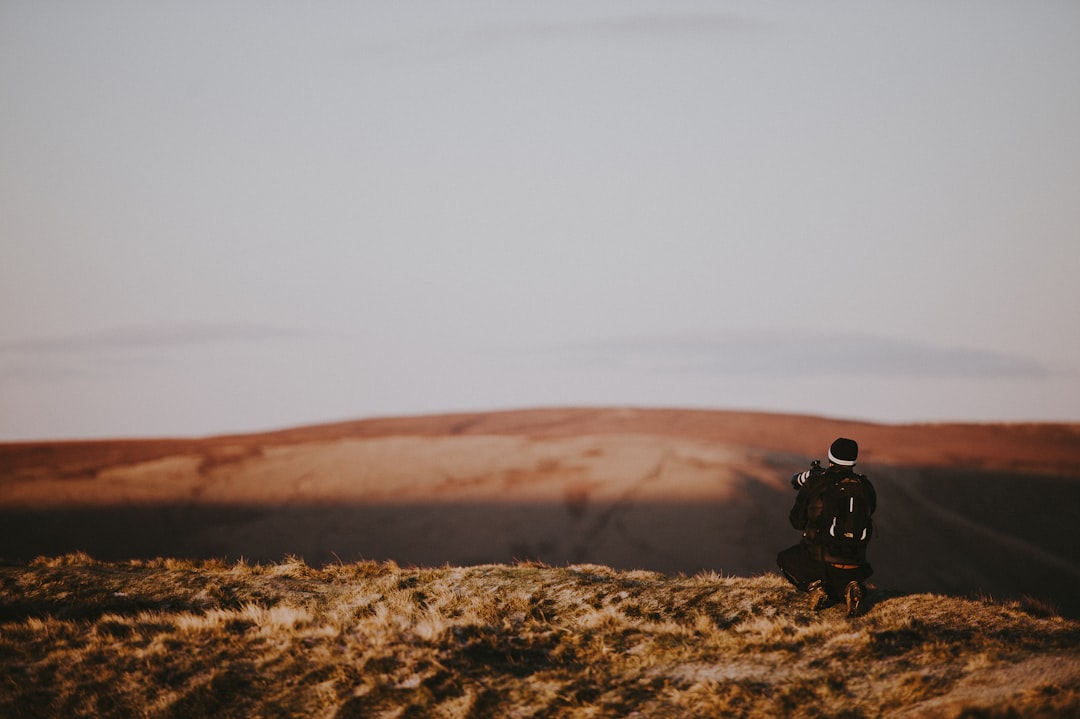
[2,408,1079,615]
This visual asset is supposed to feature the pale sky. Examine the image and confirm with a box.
[2,1,1079,440]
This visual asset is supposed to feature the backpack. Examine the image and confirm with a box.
[819,474,873,548]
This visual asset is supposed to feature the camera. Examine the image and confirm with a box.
[791,459,823,490]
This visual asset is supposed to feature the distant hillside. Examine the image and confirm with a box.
[2,556,1078,718]
[2,408,1079,615]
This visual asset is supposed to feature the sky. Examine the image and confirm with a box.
[2,1,1079,440]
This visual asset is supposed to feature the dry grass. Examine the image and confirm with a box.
[2,554,1078,718]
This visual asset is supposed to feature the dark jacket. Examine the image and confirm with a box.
[789,464,876,564]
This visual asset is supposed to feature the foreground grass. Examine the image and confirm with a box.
[1,555,1078,718]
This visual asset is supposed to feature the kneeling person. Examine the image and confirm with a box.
[777,437,876,616]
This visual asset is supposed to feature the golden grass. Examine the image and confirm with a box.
[2,555,1078,718]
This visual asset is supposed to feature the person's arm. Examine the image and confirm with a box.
[789,489,809,529]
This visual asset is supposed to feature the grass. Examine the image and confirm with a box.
[2,554,1078,718]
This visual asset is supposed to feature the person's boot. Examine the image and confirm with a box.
[845,581,865,617]
[808,580,828,611]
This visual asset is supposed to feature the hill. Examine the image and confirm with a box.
[2,408,1079,615]
[2,555,1078,718]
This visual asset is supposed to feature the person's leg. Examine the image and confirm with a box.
[822,563,873,599]
[824,563,874,617]
[777,545,826,592]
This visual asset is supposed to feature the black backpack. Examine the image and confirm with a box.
[819,474,873,547]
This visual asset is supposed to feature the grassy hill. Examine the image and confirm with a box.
[4,408,1080,617]
[2,555,1078,718]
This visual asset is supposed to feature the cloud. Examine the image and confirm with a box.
[0,323,316,384]
[549,331,1049,379]
[416,11,770,62]
[506,13,767,42]
[0,323,312,355]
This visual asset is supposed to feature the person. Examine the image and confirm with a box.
[777,437,876,616]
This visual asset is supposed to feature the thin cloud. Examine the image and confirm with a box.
[0,323,313,355]
[0,323,319,385]
[0,362,107,382]
[421,12,771,62]
[507,13,769,42]
[552,331,1049,379]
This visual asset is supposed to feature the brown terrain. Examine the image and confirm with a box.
[2,407,1079,616]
